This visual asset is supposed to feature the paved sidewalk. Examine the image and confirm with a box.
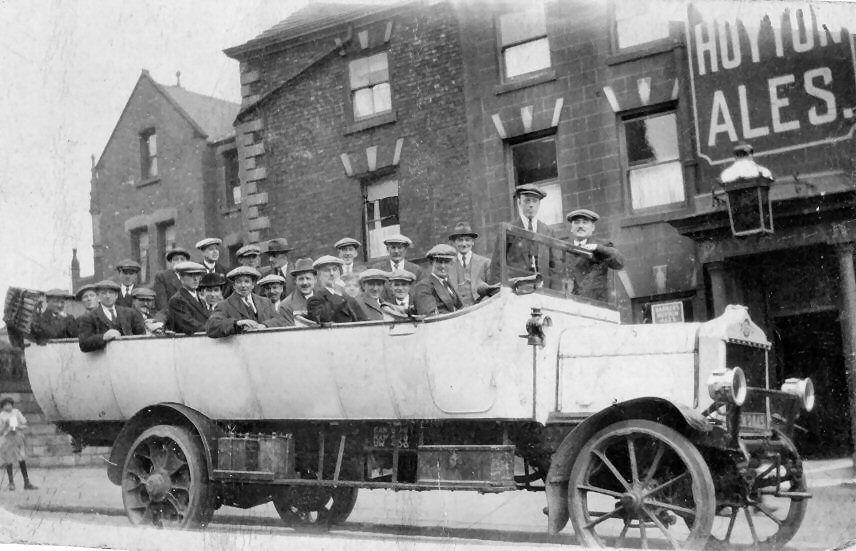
[804,458,856,488]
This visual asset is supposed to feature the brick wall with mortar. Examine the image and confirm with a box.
[230,2,470,263]
[90,73,242,285]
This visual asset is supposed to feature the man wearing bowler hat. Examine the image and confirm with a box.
[114,259,142,308]
[78,280,146,352]
[260,238,296,297]
[563,209,624,302]
[447,222,493,307]
[153,247,191,315]
[198,272,227,310]
[492,184,561,289]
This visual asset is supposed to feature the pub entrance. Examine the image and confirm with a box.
[729,245,853,457]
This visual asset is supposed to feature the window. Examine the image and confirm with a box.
[364,180,400,259]
[223,149,240,206]
[633,295,694,324]
[498,7,551,80]
[139,128,158,180]
[623,111,685,211]
[349,52,391,120]
[157,222,176,270]
[131,229,150,282]
[613,0,685,50]
[227,243,242,267]
[510,135,562,224]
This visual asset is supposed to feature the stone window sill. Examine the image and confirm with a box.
[620,205,693,228]
[136,177,160,188]
[344,111,397,135]
[494,68,557,95]
[606,38,681,66]
[220,206,241,216]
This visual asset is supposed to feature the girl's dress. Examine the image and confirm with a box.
[0,409,28,465]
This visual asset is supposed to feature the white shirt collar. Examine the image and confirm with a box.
[518,211,538,232]
[101,304,116,317]
[574,239,588,246]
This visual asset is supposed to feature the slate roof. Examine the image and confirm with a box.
[225,2,402,58]
[159,84,240,143]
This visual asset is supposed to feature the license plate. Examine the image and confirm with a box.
[740,412,769,431]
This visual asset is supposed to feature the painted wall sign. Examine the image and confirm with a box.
[686,2,856,165]
[651,301,685,324]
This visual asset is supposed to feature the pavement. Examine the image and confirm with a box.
[0,457,852,551]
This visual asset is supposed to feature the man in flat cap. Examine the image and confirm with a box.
[280,258,316,320]
[446,222,493,307]
[236,244,262,269]
[259,238,295,297]
[30,289,78,341]
[334,237,366,277]
[167,262,211,335]
[381,269,417,318]
[115,259,142,308]
[206,267,290,338]
[198,272,226,311]
[563,209,624,302]
[354,269,388,321]
[307,256,366,324]
[196,238,228,275]
[257,273,293,325]
[412,244,463,316]
[153,247,190,315]
[372,233,422,302]
[78,280,146,352]
[131,287,165,334]
[492,184,561,289]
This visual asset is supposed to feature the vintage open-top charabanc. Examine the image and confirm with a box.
[17,225,815,549]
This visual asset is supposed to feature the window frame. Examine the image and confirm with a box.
[222,148,241,207]
[608,0,682,56]
[130,227,150,283]
[156,221,176,271]
[495,5,552,83]
[139,128,158,181]
[362,179,401,260]
[618,104,688,215]
[507,130,564,226]
[348,50,393,122]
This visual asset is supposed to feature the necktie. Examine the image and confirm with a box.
[527,218,534,232]
[243,297,256,314]
[393,261,401,271]
[461,255,467,269]
[109,308,117,322]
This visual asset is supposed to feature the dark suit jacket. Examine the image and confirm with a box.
[258,265,296,298]
[412,275,463,316]
[115,285,137,309]
[372,259,423,302]
[354,294,385,321]
[306,288,366,324]
[153,269,182,313]
[30,311,78,341]
[167,288,211,335]
[280,290,310,319]
[491,218,560,290]
[205,292,290,338]
[78,305,146,352]
[447,252,492,306]
[202,261,232,297]
[563,238,624,302]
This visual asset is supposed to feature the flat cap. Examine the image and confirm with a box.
[130,287,156,299]
[199,272,227,288]
[334,237,361,249]
[257,274,286,287]
[290,257,316,276]
[174,261,206,274]
[358,268,389,283]
[566,208,600,222]
[94,280,121,292]
[74,284,97,300]
[387,269,416,283]
[236,244,261,258]
[383,234,413,247]
[265,238,292,253]
[312,255,345,269]
[513,184,546,200]
[226,266,261,280]
[449,221,478,240]
[44,288,71,299]
[426,243,457,260]
[165,247,190,262]
[116,259,142,272]
[195,237,222,250]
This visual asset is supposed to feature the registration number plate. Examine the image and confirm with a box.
[740,412,769,432]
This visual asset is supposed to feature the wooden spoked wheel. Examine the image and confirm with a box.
[121,425,214,528]
[272,486,359,527]
[569,419,716,549]
[707,433,808,550]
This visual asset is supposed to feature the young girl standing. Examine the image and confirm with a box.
[0,396,37,490]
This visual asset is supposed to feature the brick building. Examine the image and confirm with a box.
[80,70,243,287]
[224,0,855,455]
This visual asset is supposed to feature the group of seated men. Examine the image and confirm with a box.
[31,185,624,352]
